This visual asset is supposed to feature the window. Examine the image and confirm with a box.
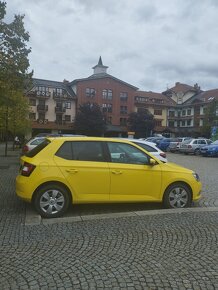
[107,142,149,165]
[154,109,162,115]
[169,111,175,117]
[155,120,162,127]
[55,141,104,162]
[120,118,127,126]
[102,103,112,113]
[135,96,148,102]
[187,109,191,115]
[107,116,112,124]
[65,115,71,122]
[132,142,157,152]
[37,86,49,92]
[120,92,128,102]
[182,121,185,126]
[29,113,36,120]
[38,113,45,120]
[29,99,36,106]
[86,88,95,98]
[182,110,186,116]
[187,120,191,126]
[120,106,128,114]
[102,89,113,100]
[64,102,71,109]
[168,121,174,127]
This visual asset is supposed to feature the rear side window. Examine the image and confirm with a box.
[55,141,105,162]
[26,139,51,157]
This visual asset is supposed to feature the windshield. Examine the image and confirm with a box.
[212,140,218,145]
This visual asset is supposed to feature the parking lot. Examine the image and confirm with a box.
[0,147,218,289]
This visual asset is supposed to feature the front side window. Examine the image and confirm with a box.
[56,141,104,162]
[107,142,149,165]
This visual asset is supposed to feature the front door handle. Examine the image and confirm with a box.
[66,169,78,174]
[111,170,122,175]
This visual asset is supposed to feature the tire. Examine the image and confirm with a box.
[34,184,70,218]
[194,149,201,156]
[163,182,192,209]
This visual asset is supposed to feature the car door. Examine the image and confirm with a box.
[106,141,162,202]
[54,141,110,202]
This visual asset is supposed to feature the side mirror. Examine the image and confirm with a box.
[149,158,157,166]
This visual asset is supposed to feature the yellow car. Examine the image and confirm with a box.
[16,137,202,218]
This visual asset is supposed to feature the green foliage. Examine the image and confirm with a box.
[0,1,32,137]
[74,103,106,136]
[128,109,155,138]
[201,99,218,138]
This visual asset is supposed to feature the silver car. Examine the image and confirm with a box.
[179,138,212,155]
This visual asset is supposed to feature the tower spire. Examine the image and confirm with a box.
[92,56,108,75]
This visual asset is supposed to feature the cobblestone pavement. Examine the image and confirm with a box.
[0,145,218,289]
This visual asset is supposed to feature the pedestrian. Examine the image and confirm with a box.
[14,136,20,148]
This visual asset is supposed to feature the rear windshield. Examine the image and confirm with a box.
[26,139,51,157]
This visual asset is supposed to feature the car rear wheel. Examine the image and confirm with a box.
[163,183,192,209]
[194,149,201,155]
[34,184,70,218]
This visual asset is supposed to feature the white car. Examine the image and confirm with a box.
[118,138,167,162]
[21,137,45,155]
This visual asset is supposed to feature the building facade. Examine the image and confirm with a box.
[25,57,218,138]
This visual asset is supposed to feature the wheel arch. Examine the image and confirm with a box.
[163,181,193,202]
[32,181,73,204]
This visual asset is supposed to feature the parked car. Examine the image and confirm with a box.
[157,138,180,152]
[21,137,46,155]
[179,138,212,155]
[168,137,193,153]
[16,137,202,218]
[118,138,167,162]
[200,140,218,157]
[145,137,166,147]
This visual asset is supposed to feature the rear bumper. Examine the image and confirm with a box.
[16,175,33,202]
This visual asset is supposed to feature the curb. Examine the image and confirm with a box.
[25,206,218,226]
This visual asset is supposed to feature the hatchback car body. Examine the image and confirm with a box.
[16,137,202,218]
[168,137,193,152]
[200,140,218,157]
[179,138,212,155]
[118,138,167,162]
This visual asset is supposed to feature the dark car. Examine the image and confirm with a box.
[158,138,179,152]
[200,140,218,157]
[145,137,166,147]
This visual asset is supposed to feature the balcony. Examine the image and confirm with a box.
[53,92,68,100]
[37,105,48,112]
[35,91,51,98]
[55,107,66,114]
[37,119,48,125]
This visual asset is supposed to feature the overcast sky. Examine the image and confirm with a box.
[5,0,218,92]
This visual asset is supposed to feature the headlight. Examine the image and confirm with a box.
[192,172,200,181]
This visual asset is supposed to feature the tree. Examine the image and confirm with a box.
[0,1,32,154]
[201,99,218,139]
[128,109,155,138]
[74,103,106,136]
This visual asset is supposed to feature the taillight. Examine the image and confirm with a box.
[21,162,36,177]
[160,152,166,158]
[188,145,192,148]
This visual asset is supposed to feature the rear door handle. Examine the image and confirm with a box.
[66,169,78,174]
[111,170,122,175]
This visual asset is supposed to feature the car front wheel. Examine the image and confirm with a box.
[163,183,192,208]
[34,184,70,218]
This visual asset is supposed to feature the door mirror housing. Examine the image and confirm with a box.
[149,158,157,166]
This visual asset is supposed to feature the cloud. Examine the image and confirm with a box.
[4,0,218,92]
